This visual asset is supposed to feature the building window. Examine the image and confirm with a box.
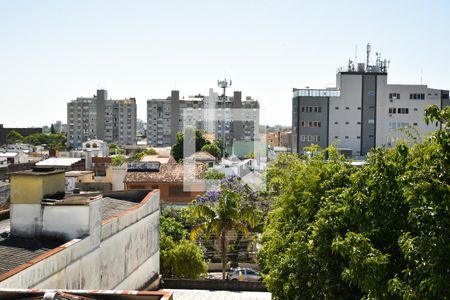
[335,107,339,110]
[345,121,349,124]
[410,93,425,100]
[335,121,339,124]
[389,93,400,100]
[345,107,350,110]
[345,136,349,139]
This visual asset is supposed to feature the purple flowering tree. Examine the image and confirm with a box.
[191,175,260,280]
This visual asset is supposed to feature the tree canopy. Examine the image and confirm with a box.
[201,143,222,160]
[160,215,207,279]
[6,130,23,144]
[259,106,450,299]
[171,128,210,162]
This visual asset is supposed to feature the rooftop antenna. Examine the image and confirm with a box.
[217,79,231,97]
[217,78,232,158]
[366,43,371,71]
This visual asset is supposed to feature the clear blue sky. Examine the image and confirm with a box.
[1,0,449,127]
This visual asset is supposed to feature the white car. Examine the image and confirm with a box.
[227,268,262,281]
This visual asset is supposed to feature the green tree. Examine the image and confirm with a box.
[160,215,207,279]
[6,130,23,144]
[204,169,226,180]
[259,149,357,299]
[259,106,450,299]
[50,124,56,134]
[108,143,125,155]
[201,143,221,160]
[131,148,158,161]
[191,176,259,280]
[171,128,210,162]
[163,239,208,279]
[111,155,127,166]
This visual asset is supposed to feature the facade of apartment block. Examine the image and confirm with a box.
[67,90,137,148]
[147,89,260,150]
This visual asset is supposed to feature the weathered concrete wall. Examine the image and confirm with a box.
[42,205,92,241]
[106,165,127,191]
[10,204,42,238]
[75,182,112,192]
[0,191,160,290]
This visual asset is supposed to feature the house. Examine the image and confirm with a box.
[0,167,160,290]
[141,154,176,165]
[124,162,205,204]
[64,170,95,192]
[82,139,109,156]
[0,158,7,168]
[92,156,112,176]
[36,157,85,171]
[0,151,28,165]
[188,151,216,168]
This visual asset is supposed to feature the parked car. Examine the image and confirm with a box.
[227,267,262,281]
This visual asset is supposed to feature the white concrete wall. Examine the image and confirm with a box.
[10,204,42,238]
[65,177,76,192]
[376,83,441,147]
[0,191,160,291]
[42,205,91,241]
[110,165,128,191]
[329,74,363,154]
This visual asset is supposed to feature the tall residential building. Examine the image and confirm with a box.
[67,90,137,148]
[292,46,449,157]
[147,89,259,147]
[147,88,260,150]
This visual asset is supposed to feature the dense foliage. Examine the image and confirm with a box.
[160,215,207,279]
[171,128,209,162]
[7,131,67,150]
[6,130,24,144]
[111,155,127,166]
[204,169,226,180]
[259,106,450,299]
[131,147,158,161]
[201,143,222,160]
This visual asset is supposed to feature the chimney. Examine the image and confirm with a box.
[10,167,66,238]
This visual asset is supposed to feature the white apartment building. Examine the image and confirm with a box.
[292,47,449,157]
[67,90,137,148]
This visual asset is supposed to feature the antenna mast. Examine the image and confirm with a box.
[217,79,232,158]
[366,43,371,71]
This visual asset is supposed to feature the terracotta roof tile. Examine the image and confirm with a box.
[124,163,205,184]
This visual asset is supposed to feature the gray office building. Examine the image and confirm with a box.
[293,48,449,157]
[67,90,137,148]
